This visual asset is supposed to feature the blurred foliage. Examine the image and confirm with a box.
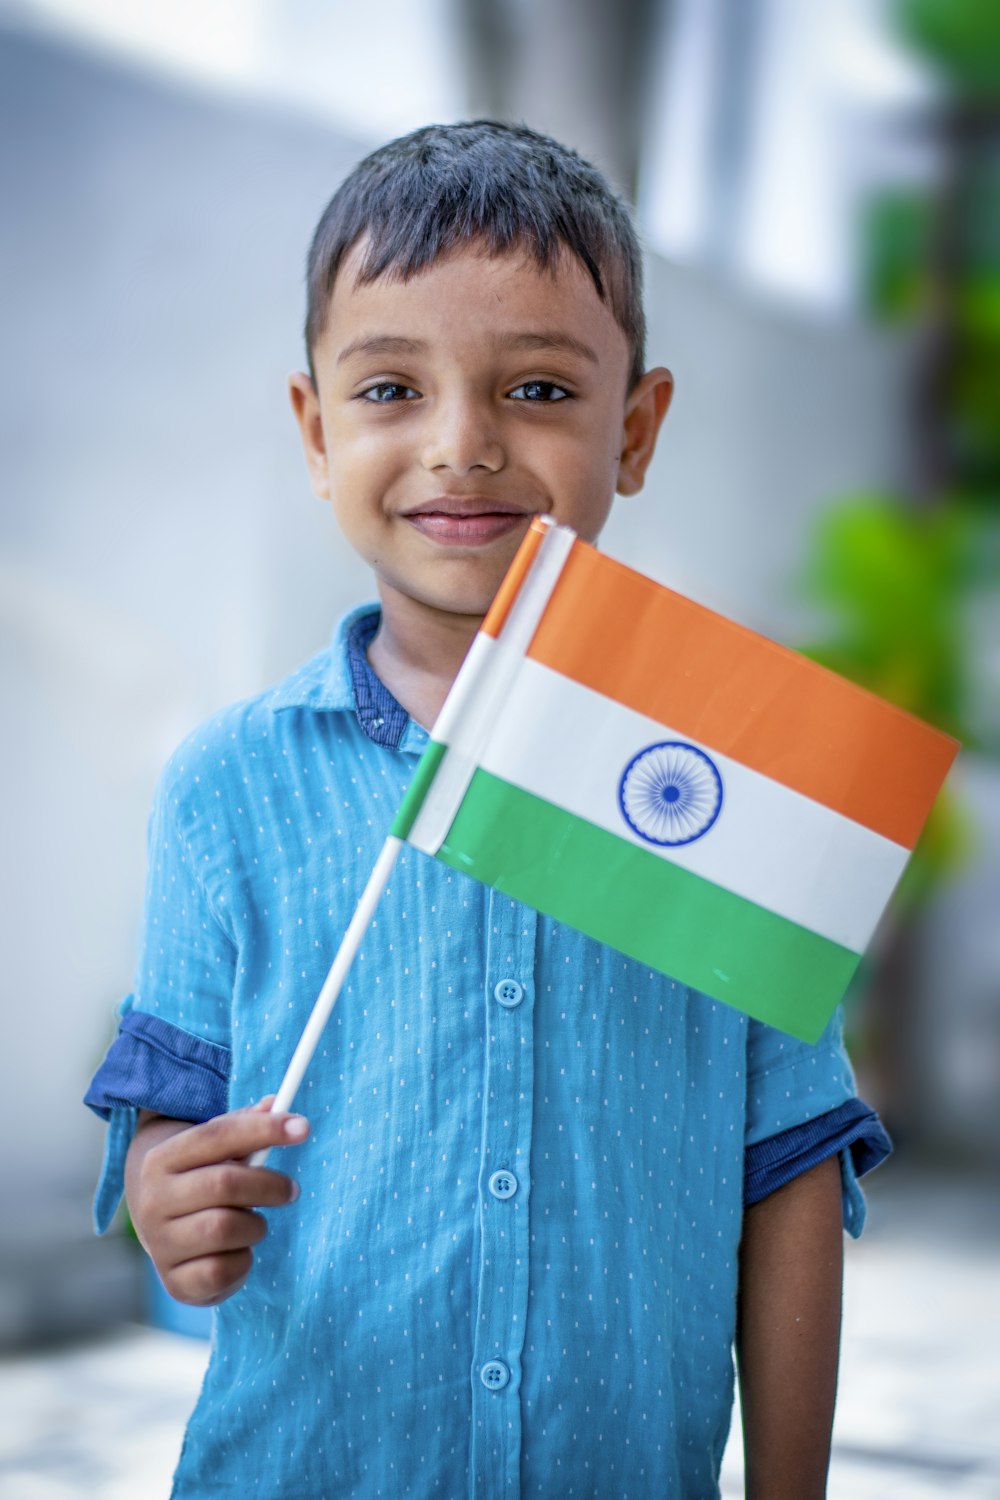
[799,498,975,907]
[897,0,1000,101]
[801,498,967,736]
[863,191,934,322]
[863,168,1000,497]
[801,0,999,922]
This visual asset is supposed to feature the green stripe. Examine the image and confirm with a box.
[436,771,859,1043]
[391,740,448,840]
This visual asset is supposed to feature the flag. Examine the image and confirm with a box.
[392,517,959,1041]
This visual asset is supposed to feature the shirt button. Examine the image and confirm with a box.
[493,979,524,1009]
[480,1360,510,1392]
[488,1169,518,1201]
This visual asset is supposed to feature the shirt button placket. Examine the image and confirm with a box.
[471,894,536,1500]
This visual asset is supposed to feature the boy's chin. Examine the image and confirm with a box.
[413,584,499,622]
[379,563,514,623]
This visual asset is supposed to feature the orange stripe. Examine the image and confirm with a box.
[481,516,550,638]
[527,543,958,849]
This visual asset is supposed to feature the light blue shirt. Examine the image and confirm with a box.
[87,605,886,1500]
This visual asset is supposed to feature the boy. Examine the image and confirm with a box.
[86,121,890,1499]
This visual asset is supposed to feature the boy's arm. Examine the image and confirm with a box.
[125,1103,309,1306]
[736,1153,843,1500]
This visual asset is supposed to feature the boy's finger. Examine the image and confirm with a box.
[160,1107,309,1172]
[165,1247,255,1307]
[167,1162,300,1216]
[166,1205,270,1262]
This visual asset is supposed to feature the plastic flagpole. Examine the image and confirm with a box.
[248,834,402,1167]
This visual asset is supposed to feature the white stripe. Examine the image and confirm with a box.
[407,521,576,853]
[453,655,909,953]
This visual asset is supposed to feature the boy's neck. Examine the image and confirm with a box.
[367,586,481,731]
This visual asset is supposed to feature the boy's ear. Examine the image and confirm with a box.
[288,372,331,501]
[616,367,674,497]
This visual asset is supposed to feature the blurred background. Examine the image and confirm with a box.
[1,0,997,1495]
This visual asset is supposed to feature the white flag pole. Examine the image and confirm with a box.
[248,834,402,1167]
[249,522,576,1169]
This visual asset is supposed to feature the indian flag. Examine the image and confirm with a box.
[392,517,959,1042]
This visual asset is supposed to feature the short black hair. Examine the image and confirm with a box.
[305,120,646,391]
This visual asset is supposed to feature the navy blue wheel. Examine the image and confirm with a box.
[618,741,723,847]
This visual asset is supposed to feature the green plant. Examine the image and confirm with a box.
[796,3,998,1094]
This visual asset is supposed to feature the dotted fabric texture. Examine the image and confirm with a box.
[86,606,888,1500]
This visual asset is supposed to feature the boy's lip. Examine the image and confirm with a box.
[401,496,534,517]
[400,497,537,547]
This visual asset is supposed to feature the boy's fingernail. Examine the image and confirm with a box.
[284,1115,309,1139]
[288,1179,300,1202]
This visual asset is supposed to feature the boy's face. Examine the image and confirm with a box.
[291,242,672,622]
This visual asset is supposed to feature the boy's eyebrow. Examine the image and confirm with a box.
[335,332,600,366]
[494,331,600,364]
[336,335,427,365]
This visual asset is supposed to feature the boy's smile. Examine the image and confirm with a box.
[290,241,671,721]
[400,491,531,548]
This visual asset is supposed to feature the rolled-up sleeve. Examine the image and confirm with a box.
[744,1007,891,1237]
[84,759,235,1233]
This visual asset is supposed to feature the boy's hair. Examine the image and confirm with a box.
[305,120,646,392]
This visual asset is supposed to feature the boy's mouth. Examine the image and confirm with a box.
[401,498,535,547]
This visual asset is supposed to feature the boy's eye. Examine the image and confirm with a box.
[360,382,418,403]
[508,381,570,402]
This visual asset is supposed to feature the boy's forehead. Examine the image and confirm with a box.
[319,238,625,363]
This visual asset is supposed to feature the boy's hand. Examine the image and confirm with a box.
[124,1099,309,1307]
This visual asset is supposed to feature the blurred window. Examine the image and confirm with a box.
[640,0,938,313]
[6,0,465,138]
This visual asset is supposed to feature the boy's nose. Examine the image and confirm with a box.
[420,398,505,476]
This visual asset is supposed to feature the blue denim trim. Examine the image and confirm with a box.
[743,1097,892,1208]
[84,1010,230,1125]
[92,1106,136,1235]
[346,608,409,750]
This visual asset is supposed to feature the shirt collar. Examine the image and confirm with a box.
[268,603,428,754]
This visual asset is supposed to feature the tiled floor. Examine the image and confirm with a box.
[2,1172,998,1499]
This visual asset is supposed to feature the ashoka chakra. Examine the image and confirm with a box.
[618,741,723,847]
